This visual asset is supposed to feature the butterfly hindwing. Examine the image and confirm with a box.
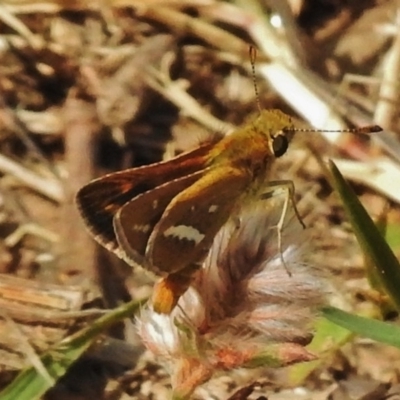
[146,164,252,274]
[113,169,208,270]
[76,143,213,255]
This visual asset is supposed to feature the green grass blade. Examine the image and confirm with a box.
[0,298,146,400]
[322,306,400,348]
[329,160,400,310]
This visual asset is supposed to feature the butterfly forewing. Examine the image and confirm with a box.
[76,143,213,256]
[147,165,252,274]
[113,169,209,271]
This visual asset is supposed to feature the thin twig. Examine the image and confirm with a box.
[0,153,63,202]
[146,67,235,134]
[374,17,400,129]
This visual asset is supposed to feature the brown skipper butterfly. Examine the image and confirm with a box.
[76,106,381,313]
[76,110,299,311]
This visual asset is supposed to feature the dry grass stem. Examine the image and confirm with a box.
[0,153,63,202]
[374,18,400,129]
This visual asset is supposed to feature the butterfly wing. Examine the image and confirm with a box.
[146,164,252,274]
[76,143,212,256]
[113,169,208,270]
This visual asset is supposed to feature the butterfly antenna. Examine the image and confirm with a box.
[249,46,262,114]
[290,125,382,135]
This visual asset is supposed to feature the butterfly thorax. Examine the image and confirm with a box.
[206,109,294,192]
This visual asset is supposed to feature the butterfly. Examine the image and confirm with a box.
[76,108,381,313]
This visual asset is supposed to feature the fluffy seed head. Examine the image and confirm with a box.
[137,199,329,398]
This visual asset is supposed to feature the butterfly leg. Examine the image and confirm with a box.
[265,180,305,228]
[261,179,304,275]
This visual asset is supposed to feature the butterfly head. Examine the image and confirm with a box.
[253,109,296,159]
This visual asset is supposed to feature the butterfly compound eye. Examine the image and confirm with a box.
[272,134,288,157]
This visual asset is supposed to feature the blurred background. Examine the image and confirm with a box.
[1,1,400,399]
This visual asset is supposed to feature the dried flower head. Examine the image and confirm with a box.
[137,199,329,399]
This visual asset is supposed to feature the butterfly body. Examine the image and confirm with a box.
[76,109,295,312]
